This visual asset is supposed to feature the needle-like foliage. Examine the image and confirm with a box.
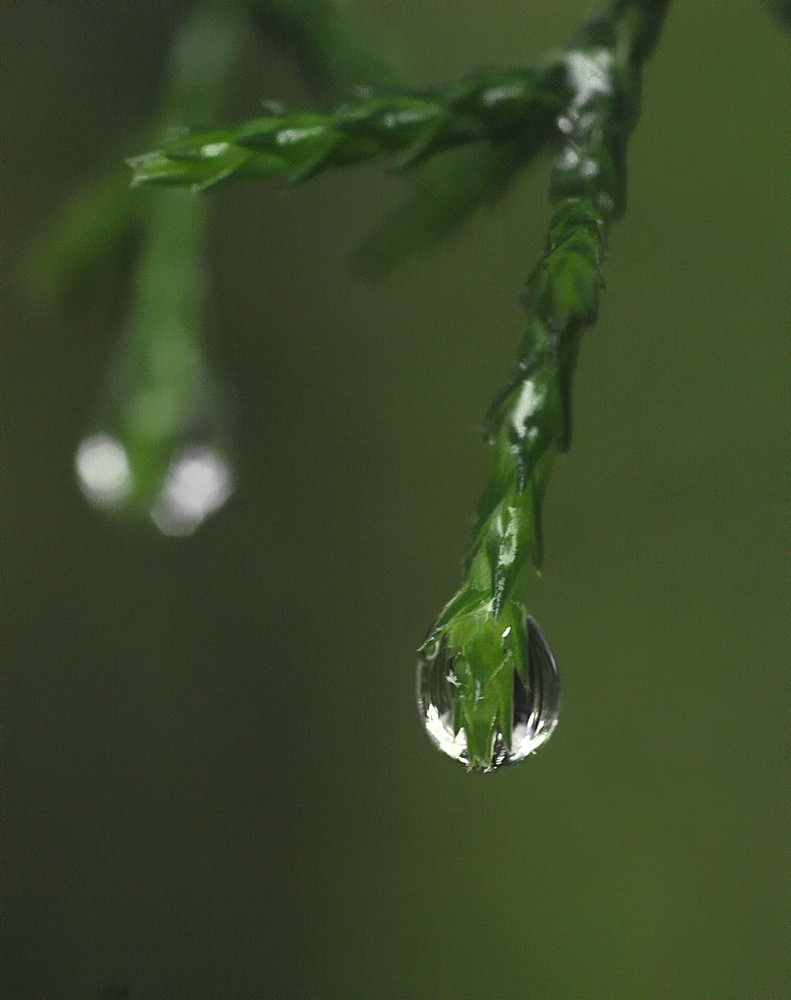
[128,63,569,190]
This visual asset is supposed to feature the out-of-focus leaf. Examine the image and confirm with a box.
[244,0,403,94]
[355,140,545,277]
[27,165,136,305]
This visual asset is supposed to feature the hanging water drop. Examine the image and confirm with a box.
[76,429,234,537]
[417,612,560,772]
[74,184,236,536]
[75,433,133,507]
[74,337,235,536]
[149,442,234,536]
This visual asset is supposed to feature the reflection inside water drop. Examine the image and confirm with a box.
[417,615,560,771]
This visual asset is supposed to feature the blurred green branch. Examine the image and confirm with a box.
[243,0,402,92]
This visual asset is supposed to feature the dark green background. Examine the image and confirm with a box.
[3,2,788,998]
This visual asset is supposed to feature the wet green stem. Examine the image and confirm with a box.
[128,62,570,190]
[421,0,670,770]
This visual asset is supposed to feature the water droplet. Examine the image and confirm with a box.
[76,432,234,537]
[74,348,235,536]
[417,615,560,772]
[75,291,234,537]
[564,49,614,108]
[149,444,234,536]
[75,433,132,506]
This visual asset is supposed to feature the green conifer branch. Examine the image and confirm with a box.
[127,63,569,191]
[421,0,670,770]
[127,0,670,770]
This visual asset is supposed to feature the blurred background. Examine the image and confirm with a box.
[2,2,788,998]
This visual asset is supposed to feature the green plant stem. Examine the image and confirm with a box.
[422,0,670,770]
[128,62,570,190]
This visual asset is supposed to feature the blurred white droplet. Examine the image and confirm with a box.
[150,445,234,536]
[75,434,132,507]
